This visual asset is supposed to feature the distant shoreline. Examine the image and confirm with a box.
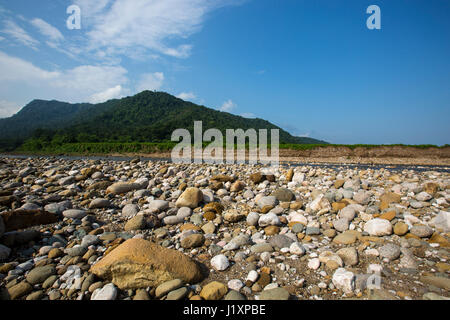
[3,144,450,166]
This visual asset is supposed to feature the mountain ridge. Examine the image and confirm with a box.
[0,91,327,151]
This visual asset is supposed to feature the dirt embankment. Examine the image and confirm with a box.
[109,146,450,166]
[278,146,450,165]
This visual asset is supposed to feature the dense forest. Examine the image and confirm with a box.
[0,91,327,152]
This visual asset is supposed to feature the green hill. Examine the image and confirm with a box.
[0,91,327,151]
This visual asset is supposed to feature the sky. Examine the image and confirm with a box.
[0,0,449,145]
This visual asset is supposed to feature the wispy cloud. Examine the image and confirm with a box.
[1,20,39,49]
[30,18,64,42]
[73,0,242,60]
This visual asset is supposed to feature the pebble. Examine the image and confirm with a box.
[91,283,118,300]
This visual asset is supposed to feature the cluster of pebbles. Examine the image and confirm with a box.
[0,156,449,301]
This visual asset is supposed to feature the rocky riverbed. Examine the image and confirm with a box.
[0,156,449,301]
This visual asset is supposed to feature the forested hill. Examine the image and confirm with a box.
[0,91,327,151]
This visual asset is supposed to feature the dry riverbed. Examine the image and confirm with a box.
[0,156,449,301]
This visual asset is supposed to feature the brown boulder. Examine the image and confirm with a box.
[90,239,204,289]
[1,210,58,232]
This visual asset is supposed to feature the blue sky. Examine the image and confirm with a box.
[0,0,449,145]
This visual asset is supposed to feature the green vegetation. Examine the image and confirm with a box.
[14,140,448,157]
[0,91,327,152]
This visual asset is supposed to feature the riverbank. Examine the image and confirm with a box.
[0,156,449,301]
[4,144,450,166]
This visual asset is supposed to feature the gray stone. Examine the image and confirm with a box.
[291,223,304,233]
[269,235,295,249]
[122,204,139,217]
[166,287,188,300]
[333,218,350,232]
[63,209,87,219]
[176,207,192,219]
[224,290,246,300]
[81,234,100,247]
[65,246,88,257]
[246,212,260,226]
[250,243,274,254]
[0,244,11,261]
[149,200,169,211]
[26,265,56,285]
[378,243,401,260]
[89,198,111,209]
[259,288,290,300]
[305,227,321,235]
[410,225,434,238]
[155,279,185,298]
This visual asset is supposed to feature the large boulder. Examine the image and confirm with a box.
[90,239,204,289]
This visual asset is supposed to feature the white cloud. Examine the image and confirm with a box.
[30,18,64,42]
[241,112,256,118]
[1,20,39,49]
[219,99,237,112]
[136,72,165,92]
[89,85,124,104]
[177,92,197,101]
[0,51,128,104]
[74,0,242,60]
[0,100,20,118]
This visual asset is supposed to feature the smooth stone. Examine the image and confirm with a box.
[63,209,87,219]
[224,290,246,300]
[26,265,56,285]
[166,287,188,300]
[122,204,139,217]
[378,243,401,260]
[332,268,355,294]
[259,287,290,300]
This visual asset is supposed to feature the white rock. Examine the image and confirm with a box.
[292,172,305,184]
[258,213,280,227]
[211,254,229,271]
[91,283,118,300]
[307,258,321,270]
[246,270,259,283]
[364,218,392,236]
[257,196,278,208]
[416,192,432,201]
[176,207,192,219]
[332,268,355,294]
[228,279,244,291]
[287,212,308,225]
[430,211,450,232]
[289,242,306,256]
